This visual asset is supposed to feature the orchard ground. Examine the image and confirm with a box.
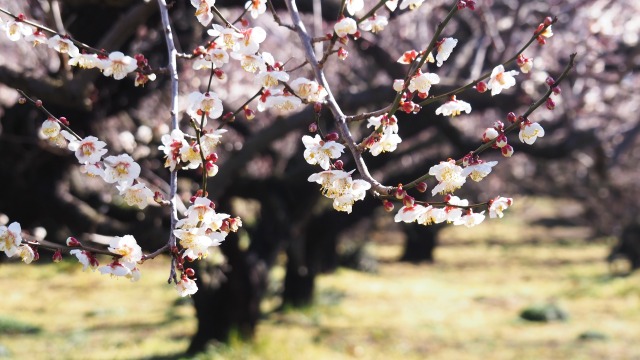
[1,197,639,360]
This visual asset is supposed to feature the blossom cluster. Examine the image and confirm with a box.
[0,14,153,85]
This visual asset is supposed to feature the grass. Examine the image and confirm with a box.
[1,197,639,359]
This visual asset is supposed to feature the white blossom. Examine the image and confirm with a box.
[487,65,519,96]
[334,17,358,38]
[436,38,457,67]
[519,121,545,144]
[435,98,471,117]
[429,160,466,196]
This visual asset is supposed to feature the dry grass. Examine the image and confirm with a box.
[1,197,639,359]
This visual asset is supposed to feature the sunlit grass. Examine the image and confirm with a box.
[1,197,639,359]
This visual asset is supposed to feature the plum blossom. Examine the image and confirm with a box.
[359,16,388,33]
[103,154,141,187]
[39,119,61,140]
[255,69,289,88]
[386,0,398,11]
[307,170,371,213]
[408,71,440,97]
[369,128,402,156]
[429,160,466,196]
[186,91,223,125]
[179,143,203,170]
[487,65,519,96]
[24,29,47,46]
[417,206,448,225]
[462,161,498,182]
[70,250,99,271]
[245,0,267,18]
[519,121,545,144]
[234,27,267,55]
[258,90,302,112]
[436,38,457,67]
[67,136,108,164]
[5,20,32,41]
[289,78,328,102]
[101,52,138,80]
[191,0,216,26]
[174,227,215,260]
[394,205,427,223]
[453,210,486,227]
[489,196,513,219]
[176,276,198,297]
[346,0,364,15]
[192,47,229,70]
[367,115,398,133]
[435,97,471,117]
[117,183,155,209]
[99,261,132,277]
[69,53,101,69]
[230,53,267,73]
[302,134,345,170]
[47,35,80,57]
[443,196,467,222]
[200,129,227,156]
[0,222,22,257]
[397,50,419,64]
[208,24,243,50]
[107,235,142,269]
[399,0,425,10]
[159,129,188,171]
[16,244,35,264]
[334,17,358,38]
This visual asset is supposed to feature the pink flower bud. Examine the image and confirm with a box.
[338,47,348,60]
[222,112,235,122]
[493,120,504,131]
[501,144,514,157]
[475,81,487,93]
[66,237,81,247]
[334,160,344,170]
[395,185,405,200]
[325,132,339,141]
[495,134,508,148]
[35,100,42,107]
[416,182,428,193]
[214,69,226,80]
[544,16,553,26]
[545,76,555,86]
[482,128,499,143]
[53,249,63,263]
[552,87,561,95]
[457,1,467,10]
[313,102,323,113]
[546,98,555,110]
[308,122,318,133]
[506,112,517,123]
[243,106,255,120]
[466,0,476,10]
[383,200,394,212]
[185,268,196,278]
[403,195,415,208]
[536,36,546,45]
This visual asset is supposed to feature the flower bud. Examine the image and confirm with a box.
[536,36,546,45]
[59,117,69,126]
[222,112,235,123]
[457,1,467,10]
[214,69,226,80]
[506,112,517,124]
[338,47,348,60]
[416,182,428,193]
[546,98,555,110]
[444,194,452,203]
[475,81,487,93]
[66,237,81,247]
[308,122,318,133]
[243,106,255,120]
[325,132,339,142]
[393,79,404,92]
[545,76,555,86]
[403,195,415,208]
[53,249,63,263]
[333,160,344,170]
[154,191,165,204]
[482,127,499,142]
[313,102,323,113]
[501,144,514,157]
[493,120,504,131]
[241,18,249,27]
[552,86,561,95]
[395,185,404,200]
[35,100,42,107]
[353,31,361,40]
[383,200,394,212]
[495,134,508,148]
[466,0,476,10]
[185,268,196,278]
[18,97,26,104]
[544,16,553,26]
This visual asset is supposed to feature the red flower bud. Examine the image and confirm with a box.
[308,122,318,133]
[313,102,323,113]
[545,76,555,86]
[333,160,344,170]
[416,182,428,193]
[185,268,196,278]
[35,100,43,107]
[66,237,81,247]
[383,200,394,212]
[544,16,553,26]
[552,86,561,95]
[475,81,487,93]
[403,195,415,208]
[325,132,339,142]
[546,98,555,110]
[506,112,517,123]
